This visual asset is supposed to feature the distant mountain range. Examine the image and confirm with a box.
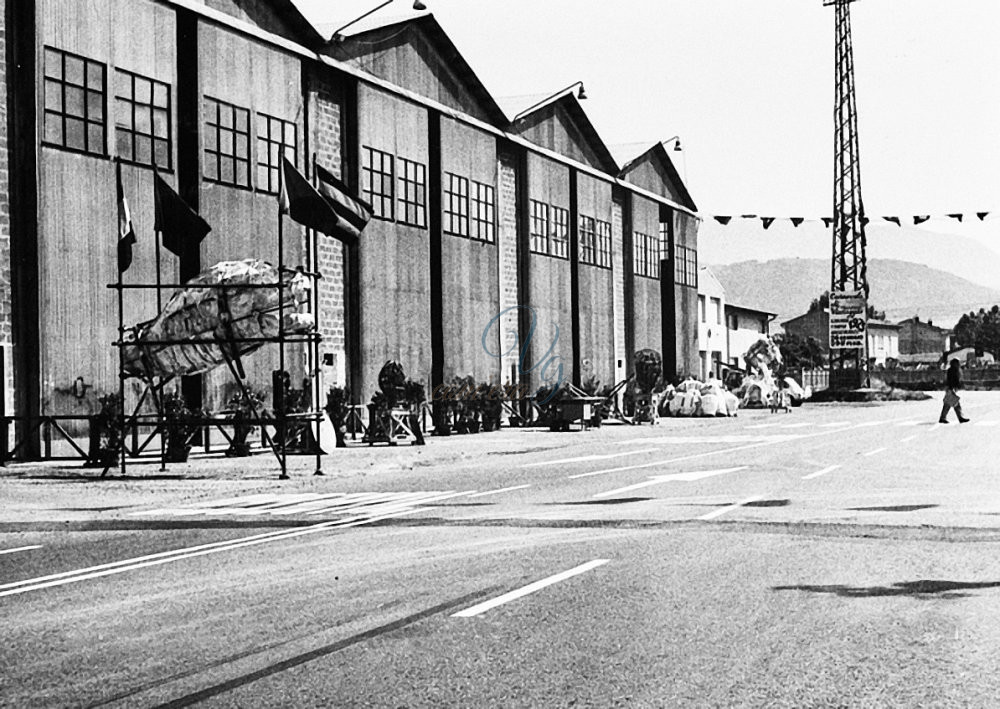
[709,258,1000,330]
[699,220,1000,292]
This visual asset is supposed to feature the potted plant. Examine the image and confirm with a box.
[324,386,351,448]
[85,393,124,469]
[226,389,264,457]
[161,392,202,463]
[480,382,503,432]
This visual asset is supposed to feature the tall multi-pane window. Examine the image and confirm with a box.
[633,231,659,278]
[579,215,596,264]
[550,206,569,259]
[114,69,170,169]
[579,215,611,268]
[43,47,106,156]
[398,157,427,228]
[361,146,394,220]
[529,200,549,254]
[256,113,296,194]
[203,97,251,188]
[674,244,698,287]
[443,172,469,236]
[470,181,495,243]
[595,219,612,268]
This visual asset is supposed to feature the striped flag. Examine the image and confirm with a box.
[315,162,372,242]
[280,157,372,245]
[116,159,136,273]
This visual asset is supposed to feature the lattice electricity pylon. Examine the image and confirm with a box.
[825,0,870,390]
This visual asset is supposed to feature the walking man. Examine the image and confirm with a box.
[939,358,970,424]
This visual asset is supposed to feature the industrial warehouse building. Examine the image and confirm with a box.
[0,0,699,457]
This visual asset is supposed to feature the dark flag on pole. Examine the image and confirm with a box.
[153,169,211,257]
[116,160,136,273]
[279,157,372,246]
[315,163,372,241]
[883,216,901,226]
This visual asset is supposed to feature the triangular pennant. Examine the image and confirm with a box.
[977,212,989,221]
[947,214,963,222]
[761,217,775,230]
[860,216,870,227]
[883,216,901,226]
[739,214,757,219]
[821,218,833,228]
[913,215,931,225]
[790,218,805,227]
[713,216,732,225]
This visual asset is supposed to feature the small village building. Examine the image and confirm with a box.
[867,320,900,368]
[726,302,776,370]
[696,267,726,380]
[897,316,951,356]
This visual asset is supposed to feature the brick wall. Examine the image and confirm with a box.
[310,79,345,387]
[496,155,520,386]
[611,200,625,383]
[0,6,11,437]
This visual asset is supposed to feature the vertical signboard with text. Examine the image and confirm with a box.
[829,291,867,349]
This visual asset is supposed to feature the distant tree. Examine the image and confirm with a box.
[808,290,884,320]
[954,306,1000,355]
[772,332,825,369]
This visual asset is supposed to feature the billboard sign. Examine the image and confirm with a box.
[829,290,867,349]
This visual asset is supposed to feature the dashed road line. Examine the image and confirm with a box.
[974,421,1000,427]
[900,434,918,443]
[0,545,42,556]
[451,560,610,618]
[698,495,765,520]
[818,422,851,428]
[862,447,887,457]
[522,449,658,468]
[802,465,840,480]
[593,467,747,498]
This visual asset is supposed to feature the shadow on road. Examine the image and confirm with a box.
[847,504,939,512]
[773,579,1000,599]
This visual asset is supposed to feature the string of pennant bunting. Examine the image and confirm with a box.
[710,212,996,229]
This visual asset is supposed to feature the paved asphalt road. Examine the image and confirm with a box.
[4,392,1000,707]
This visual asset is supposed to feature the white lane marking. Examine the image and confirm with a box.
[698,495,765,520]
[744,423,781,430]
[901,435,918,443]
[862,447,887,457]
[895,420,921,427]
[819,422,851,428]
[931,423,942,431]
[451,560,609,618]
[620,435,799,445]
[0,507,438,599]
[593,467,747,498]
[306,490,475,515]
[802,465,840,480]
[778,423,811,429]
[522,449,658,468]
[856,421,885,427]
[278,492,433,516]
[974,421,1000,427]
[467,485,532,498]
[0,545,43,556]
[571,416,917,480]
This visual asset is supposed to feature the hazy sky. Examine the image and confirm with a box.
[292,0,1000,249]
